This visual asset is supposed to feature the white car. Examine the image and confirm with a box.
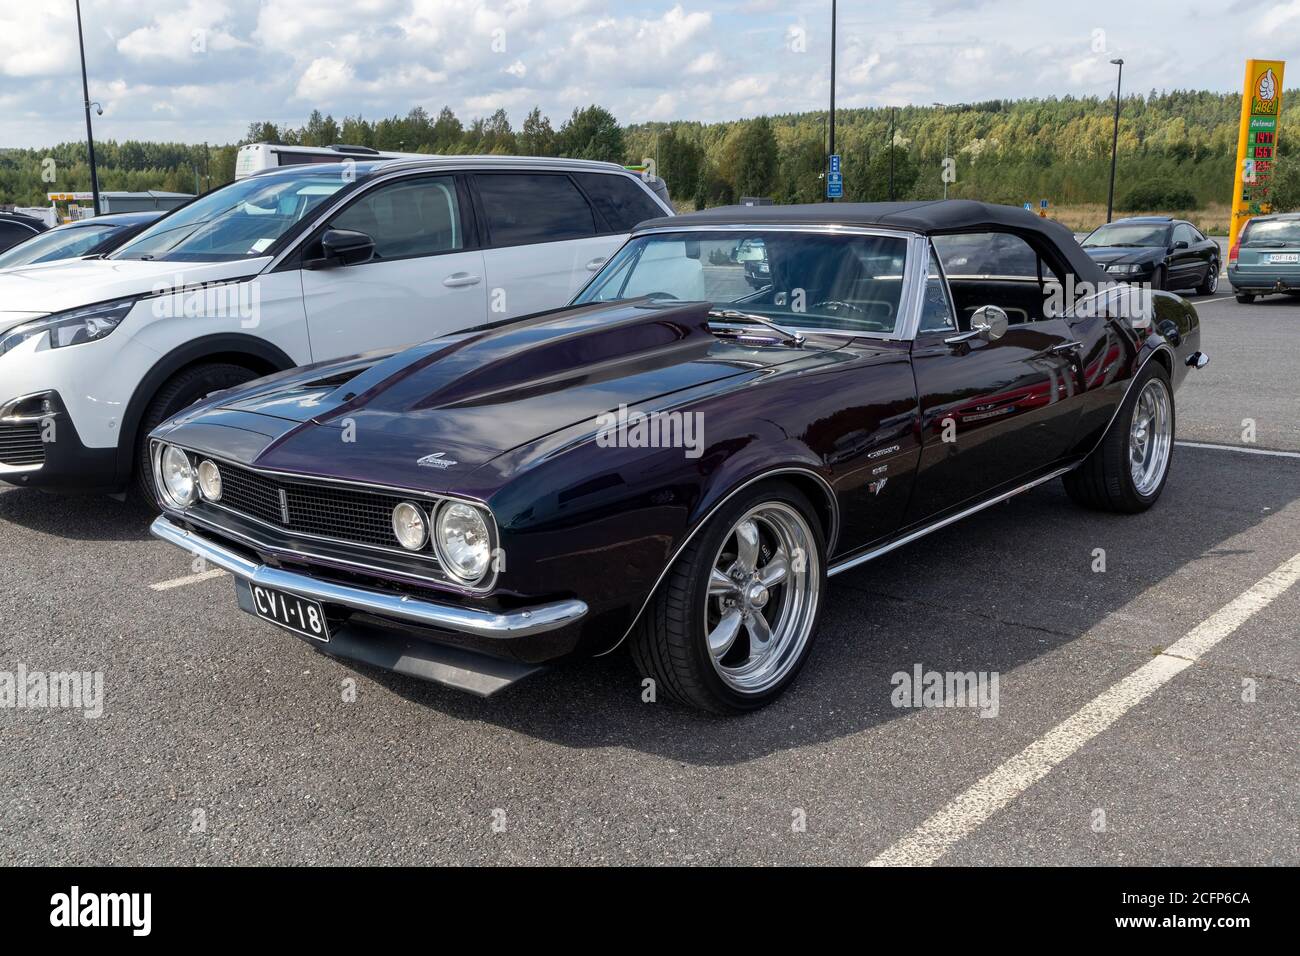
[0,156,671,497]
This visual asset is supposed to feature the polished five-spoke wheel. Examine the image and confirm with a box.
[704,503,819,696]
[631,483,827,713]
[1129,378,1172,498]
[1064,362,1175,513]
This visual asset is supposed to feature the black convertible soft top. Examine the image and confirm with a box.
[636,200,1107,283]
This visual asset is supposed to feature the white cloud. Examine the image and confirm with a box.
[117,1,249,63]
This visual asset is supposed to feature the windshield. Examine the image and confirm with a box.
[1241,219,1300,245]
[0,223,119,269]
[575,231,909,335]
[112,171,350,262]
[1082,223,1171,248]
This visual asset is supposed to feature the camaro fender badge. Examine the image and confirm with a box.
[867,443,901,460]
[417,452,458,470]
[868,477,889,496]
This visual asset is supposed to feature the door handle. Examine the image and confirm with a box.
[443,272,482,288]
[1049,340,1082,354]
[585,257,607,271]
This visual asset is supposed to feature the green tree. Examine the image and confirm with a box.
[731,116,778,198]
[556,105,625,162]
[518,107,556,156]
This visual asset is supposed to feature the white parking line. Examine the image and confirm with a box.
[1191,293,1236,304]
[149,569,228,592]
[1176,441,1300,459]
[868,551,1300,867]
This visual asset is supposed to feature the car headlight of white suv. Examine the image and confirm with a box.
[0,297,137,357]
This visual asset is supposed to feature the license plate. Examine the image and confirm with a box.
[250,584,330,642]
[1268,253,1299,263]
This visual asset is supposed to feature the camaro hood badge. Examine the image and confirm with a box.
[417,452,458,470]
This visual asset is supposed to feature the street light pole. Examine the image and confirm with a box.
[828,0,836,202]
[75,0,101,216]
[888,107,896,201]
[1106,58,1124,224]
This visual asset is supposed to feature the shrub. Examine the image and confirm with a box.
[1119,182,1198,211]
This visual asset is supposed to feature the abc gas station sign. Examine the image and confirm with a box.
[1230,59,1285,249]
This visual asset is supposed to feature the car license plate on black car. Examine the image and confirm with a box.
[250,584,330,642]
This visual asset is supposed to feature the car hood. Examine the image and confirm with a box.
[160,299,845,488]
[0,256,268,320]
[1083,246,1162,266]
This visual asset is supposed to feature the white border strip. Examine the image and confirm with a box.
[1176,440,1300,459]
[868,551,1300,867]
[150,569,228,592]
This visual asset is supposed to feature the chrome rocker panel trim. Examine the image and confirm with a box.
[150,516,588,640]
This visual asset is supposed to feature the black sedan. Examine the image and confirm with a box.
[149,201,1207,713]
[1081,216,1220,293]
[0,211,164,271]
[0,212,48,254]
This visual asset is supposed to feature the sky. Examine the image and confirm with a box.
[1,0,1298,148]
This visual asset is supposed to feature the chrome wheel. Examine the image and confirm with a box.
[1129,378,1172,497]
[704,502,820,695]
[1206,263,1219,293]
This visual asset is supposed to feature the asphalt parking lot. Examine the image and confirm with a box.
[1,289,1296,866]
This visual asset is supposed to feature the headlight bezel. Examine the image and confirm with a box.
[433,500,494,585]
[157,444,198,508]
[0,297,137,357]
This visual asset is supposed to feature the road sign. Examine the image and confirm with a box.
[1040,199,1049,209]
[827,171,843,199]
[829,154,841,174]
[1023,202,1032,211]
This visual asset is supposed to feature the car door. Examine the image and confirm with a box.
[298,174,487,360]
[471,172,625,321]
[1169,223,1203,289]
[907,235,1084,522]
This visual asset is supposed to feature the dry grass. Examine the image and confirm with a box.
[1047,202,1232,236]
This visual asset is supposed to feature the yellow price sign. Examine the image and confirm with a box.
[1230,59,1285,249]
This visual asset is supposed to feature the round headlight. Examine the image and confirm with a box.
[435,502,492,582]
[391,501,429,551]
[197,460,223,501]
[160,445,197,507]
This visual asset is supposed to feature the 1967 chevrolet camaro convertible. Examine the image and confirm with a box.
[149,201,1207,713]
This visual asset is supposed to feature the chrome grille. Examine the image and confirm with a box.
[0,423,45,467]
[211,460,417,552]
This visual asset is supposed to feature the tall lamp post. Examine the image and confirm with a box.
[1105,57,1124,224]
[75,0,101,216]
[827,0,837,201]
[933,102,949,199]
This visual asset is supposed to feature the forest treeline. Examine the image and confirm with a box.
[2,90,1297,214]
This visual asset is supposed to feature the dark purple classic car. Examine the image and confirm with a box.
[149,201,1207,713]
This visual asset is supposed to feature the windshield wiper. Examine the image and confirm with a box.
[707,308,805,347]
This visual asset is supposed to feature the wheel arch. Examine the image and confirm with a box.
[114,333,297,486]
[595,463,838,657]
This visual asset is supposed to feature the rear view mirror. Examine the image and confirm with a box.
[306,228,375,269]
[1173,240,1189,250]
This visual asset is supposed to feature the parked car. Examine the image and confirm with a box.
[0,211,48,253]
[148,200,1206,713]
[1228,213,1300,303]
[0,156,671,497]
[1080,216,1219,293]
[0,211,164,271]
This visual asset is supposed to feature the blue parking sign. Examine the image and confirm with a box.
[827,171,843,199]
[830,154,841,174]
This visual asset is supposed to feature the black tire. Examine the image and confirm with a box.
[1195,260,1219,295]
[1235,292,1256,304]
[1063,361,1174,514]
[629,481,827,714]
[1150,266,1165,291]
[133,363,261,502]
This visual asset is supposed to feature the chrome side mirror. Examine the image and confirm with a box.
[946,304,1010,346]
[971,305,1009,341]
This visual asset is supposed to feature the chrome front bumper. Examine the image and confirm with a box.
[150,516,588,640]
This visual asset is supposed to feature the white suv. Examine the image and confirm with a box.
[0,156,671,497]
